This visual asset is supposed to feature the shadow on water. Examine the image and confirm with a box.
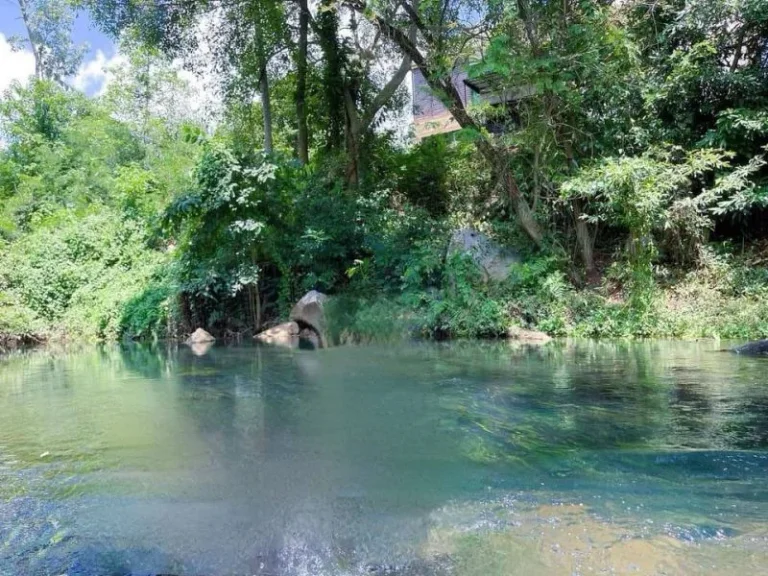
[2,340,768,574]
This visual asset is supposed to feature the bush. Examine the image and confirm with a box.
[120,272,176,340]
[0,209,170,340]
[0,290,45,344]
[398,137,450,216]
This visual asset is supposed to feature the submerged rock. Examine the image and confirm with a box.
[507,326,551,343]
[290,290,329,348]
[447,228,520,282]
[255,321,300,348]
[189,341,214,356]
[185,327,215,345]
[731,339,768,356]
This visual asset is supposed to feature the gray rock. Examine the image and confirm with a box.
[447,228,520,281]
[731,339,768,356]
[290,290,329,348]
[255,321,300,348]
[185,327,215,344]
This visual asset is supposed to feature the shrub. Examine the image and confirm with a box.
[0,209,169,340]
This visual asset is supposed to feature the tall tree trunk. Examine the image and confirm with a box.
[517,0,540,55]
[295,0,309,163]
[254,20,273,154]
[259,65,273,154]
[344,87,362,186]
[342,4,416,185]
[316,2,345,151]
[563,141,595,273]
[573,200,596,276]
[139,56,151,145]
[502,168,543,247]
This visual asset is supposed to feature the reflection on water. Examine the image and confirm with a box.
[1,340,768,574]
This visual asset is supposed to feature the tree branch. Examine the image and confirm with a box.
[360,11,416,130]
[397,0,433,44]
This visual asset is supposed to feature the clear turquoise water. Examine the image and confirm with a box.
[1,341,768,575]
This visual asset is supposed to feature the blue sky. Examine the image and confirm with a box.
[0,0,117,95]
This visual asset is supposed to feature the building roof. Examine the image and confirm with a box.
[463,74,537,100]
[462,73,504,94]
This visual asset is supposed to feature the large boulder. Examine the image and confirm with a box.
[289,290,329,348]
[731,339,768,356]
[255,321,300,348]
[448,228,521,282]
[186,327,215,345]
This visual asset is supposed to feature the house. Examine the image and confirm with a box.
[411,67,475,139]
[411,67,531,139]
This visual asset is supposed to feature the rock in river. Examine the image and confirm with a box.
[255,321,300,348]
[731,339,768,356]
[255,291,329,349]
[186,327,215,345]
[290,290,329,348]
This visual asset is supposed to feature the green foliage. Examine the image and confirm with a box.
[0,82,150,233]
[0,69,200,343]
[0,209,169,340]
[324,295,415,345]
[120,272,176,340]
[161,139,451,330]
[0,289,45,344]
[415,254,509,339]
[562,148,731,270]
[4,0,768,346]
[398,137,450,216]
[9,0,86,84]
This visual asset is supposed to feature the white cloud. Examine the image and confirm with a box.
[71,49,127,96]
[0,28,221,127]
[0,33,126,99]
[0,33,35,94]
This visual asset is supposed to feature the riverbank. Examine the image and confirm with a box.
[5,205,768,350]
[318,246,768,344]
[0,292,47,352]
[4,256,768,349]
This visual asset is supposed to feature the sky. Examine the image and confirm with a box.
[0,0,120,96]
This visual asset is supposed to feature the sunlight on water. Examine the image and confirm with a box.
[1,340,768,575]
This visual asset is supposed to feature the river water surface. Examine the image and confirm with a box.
[1,341,768,575]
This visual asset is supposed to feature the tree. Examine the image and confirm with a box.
[12,0,86,86]
[466,1,642,271]
[295,0,310,163]
[213,0,288,156]
[102,37,195,140]
[338,6,416,184]
[343,0,546,245]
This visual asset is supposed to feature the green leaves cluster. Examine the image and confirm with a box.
[0,49,201,341]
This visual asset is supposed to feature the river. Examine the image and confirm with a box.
[1,340,767,575]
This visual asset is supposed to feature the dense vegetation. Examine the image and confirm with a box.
[1,0,768,348]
